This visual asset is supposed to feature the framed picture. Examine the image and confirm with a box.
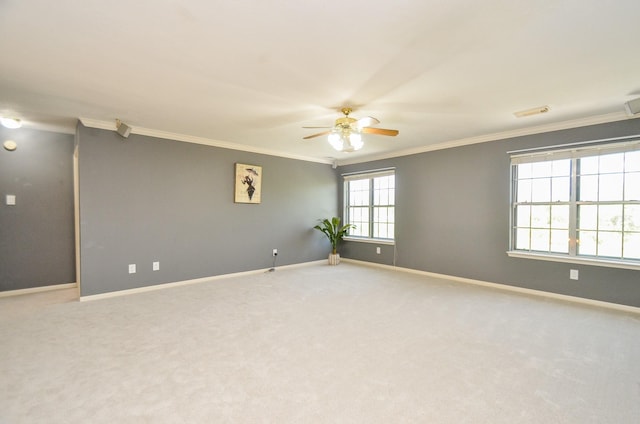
[234,163,262,204]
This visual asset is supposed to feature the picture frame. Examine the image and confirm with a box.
[234,163,262,204]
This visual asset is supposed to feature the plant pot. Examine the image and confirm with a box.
[328,253,340,265]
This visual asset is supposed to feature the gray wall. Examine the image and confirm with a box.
[77,124,337,296]
[0,127,75,291]
[339,118,640,308]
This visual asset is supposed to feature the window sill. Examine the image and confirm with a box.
[506,251,640,271]
[344,237,395,246]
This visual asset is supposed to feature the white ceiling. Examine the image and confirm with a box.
[1,0,640,164]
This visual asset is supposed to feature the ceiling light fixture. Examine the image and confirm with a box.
[304,107,398,152]
[513,105,550,118]
[328,128,363,153]
[0,117,22,129]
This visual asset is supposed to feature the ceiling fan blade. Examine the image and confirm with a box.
[361,127,399,136]
[303,130,332,140]
[355,116,380,129]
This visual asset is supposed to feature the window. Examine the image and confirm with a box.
[344,169,395,241]
[510,138,640,268]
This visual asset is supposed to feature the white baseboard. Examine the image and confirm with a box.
[79,260,327,302]
[342,259,640,315]
[0,282,77,298]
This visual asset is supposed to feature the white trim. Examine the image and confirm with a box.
[506,251,640,271]
[337,112,639,166]
[341,167,395,179]
[509,136,640,163]
[507,133,640,155]
[341,258,640,315]
[78,117,334,165]
[79,260,326,302]
[344,237,395,245]
[0,283,77,298]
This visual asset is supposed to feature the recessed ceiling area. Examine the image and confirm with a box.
[1,0,639,164]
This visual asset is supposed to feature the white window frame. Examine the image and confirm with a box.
[507,136,640,271]
[343,168,395,244]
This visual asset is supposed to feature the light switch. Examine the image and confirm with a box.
[6,195,16,206]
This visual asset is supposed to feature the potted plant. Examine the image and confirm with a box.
[314,217,355,265]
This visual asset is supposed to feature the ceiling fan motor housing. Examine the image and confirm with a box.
[336,116,357,130]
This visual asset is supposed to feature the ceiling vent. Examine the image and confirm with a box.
[513,105,550,118]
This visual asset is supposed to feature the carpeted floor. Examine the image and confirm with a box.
[1,262,639,423]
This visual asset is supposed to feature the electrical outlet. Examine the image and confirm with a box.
[376,246,381,254]
[153,261,160,271]
[128,264,136,274]
[570,269,579,280]
[272,248,278,256]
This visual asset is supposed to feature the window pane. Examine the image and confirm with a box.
[373,190,383,205]
[578,205,598,230]
[531,205,550,228]
[625,172,640,201]
[375,207,387,222]
[348,206,368,237]
[531,229,550,251]
[517,180,532,202]
[625,151,640,172]
[531,178,551,202]
[598,231,622,258]
[516,205,531,227]
[598,174,624,201]
[551,159,571,177]
[580,157,599,175]
[579,175,598,201]
[623,232,640,259]
[375,223,388,239]
[598,205,623,231]
[531,161,552,177]
[350,185,370,206]
[516,228,530,250]
[625,205,640,231]
[551,205,569,229]
[550,229,569,253]
[517,163,532,179]
[578,231,597,256]
[599,153,624,174]
[551,177,570,202]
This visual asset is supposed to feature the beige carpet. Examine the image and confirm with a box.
[1,262,639,423]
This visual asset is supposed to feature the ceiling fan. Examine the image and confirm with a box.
[303,107,399,152]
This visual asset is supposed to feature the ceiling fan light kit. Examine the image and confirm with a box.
[328,129,363,152]
[303,107,398,153]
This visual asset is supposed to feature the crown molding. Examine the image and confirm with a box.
[337,111,639,166]
[78,117,334,165]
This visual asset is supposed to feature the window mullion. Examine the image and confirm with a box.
[369,177,375,238]
[569,158,578,256]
